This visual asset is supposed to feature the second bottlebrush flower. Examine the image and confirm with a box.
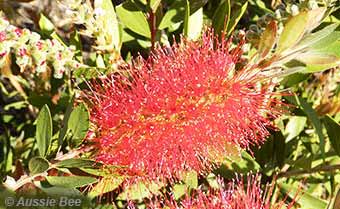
[86,30,282,183]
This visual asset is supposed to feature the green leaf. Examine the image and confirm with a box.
[36,104,52,157]
[215,150,261,179]
[288,95,325,160]
[57,97,74,149]
[183,0,190,37]
[323,115,340,157]
[80,166,120,177]
[280,73,310,87]
[258,20,277,58]
[38,186,82,196]
[182,171,198,189]
[173,184,187,199]
[46,176,97,188]
[67,103,89,148]
[55,159,98,168]
[158,0,186,30]
[116,1,151,38]
[212,0,230,35]
[187,7,203,40]
[295,23,339,51]
[149,0,161,12]
[226,1,248,36]
[88,177,124,199]
[38,13,54,35]
[280,183,327,209]
[276,11,309,54]
[158,0,207,30]
[28,157,49,175]
[285,116,307,142]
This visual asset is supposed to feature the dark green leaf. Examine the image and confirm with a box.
[116,1,151,38]
[28,157,49,175]
[158,0,186,30]
[212,0,230,35]
[46,176,97,188]
[67,103,89,148]
[58,97,74,149]
[323,115,340,157]
[36,104,52,157]
[288,95,325,160]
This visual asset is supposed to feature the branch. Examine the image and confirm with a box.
[277,164,340,178]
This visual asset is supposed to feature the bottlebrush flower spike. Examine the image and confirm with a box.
[86,29,282,183]
[143,175,296,209]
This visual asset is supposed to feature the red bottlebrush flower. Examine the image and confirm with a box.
[86,30,282,183]
[143,175,296,209]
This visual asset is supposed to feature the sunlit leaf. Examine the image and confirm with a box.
[116,1,151,38]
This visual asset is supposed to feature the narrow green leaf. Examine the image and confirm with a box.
[258,20,277,58]
[289,95,325,160]
[226,2,248,36]
[183,0,190,37]
[280,183,327,209]
[88,177,124,199]
[36,104,52,157]
[58,97,74,149]
[67,103,89,148]
[55,159,98,168]
[323,115,340,157]
[116,1,151,38]
[46,176,97,188]
[212,0,230,35]
[28,157,49,175]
